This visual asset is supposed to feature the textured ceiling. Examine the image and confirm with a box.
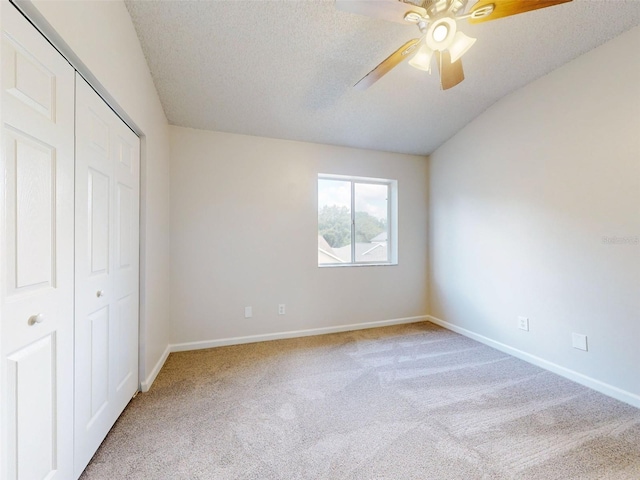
[124,0,640,155]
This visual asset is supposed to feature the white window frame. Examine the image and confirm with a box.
[318,174,398,267]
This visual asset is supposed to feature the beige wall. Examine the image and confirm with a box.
[429,27,640,405]
[170,127,429,345]
[26,0,172,388]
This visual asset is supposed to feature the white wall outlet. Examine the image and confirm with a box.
[518,316,529,331]
[244,306,252,318]
[278,304,286,315]
[572,333,588,351]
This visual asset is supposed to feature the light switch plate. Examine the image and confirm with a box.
[572,333,587,351]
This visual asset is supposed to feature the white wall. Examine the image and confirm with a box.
[170,127,428,346]
[429,27,640,405]
[25,0,172,389]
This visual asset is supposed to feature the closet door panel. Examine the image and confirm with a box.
[112,124,139,406]
[4,128,56,296]
[89,306,110,418]
[89,168,111,275]
[1,3,75,479]
[6,335,56,480]
[75,77,116,474]
[115,293,136,391]
[75,74,139,478]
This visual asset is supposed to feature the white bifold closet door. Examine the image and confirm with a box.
[1,4,75,479]
[74,75,140,477]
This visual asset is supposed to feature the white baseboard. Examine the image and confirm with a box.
[138,316,427,392]
[426,315,640,409]
[138,315,640,408]
[170,315,428,353]
[140,344,171,392]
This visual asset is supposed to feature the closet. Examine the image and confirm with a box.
[0,3,140,479]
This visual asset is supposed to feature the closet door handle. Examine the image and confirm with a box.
[28,313,45,326]
[96,290,105,298]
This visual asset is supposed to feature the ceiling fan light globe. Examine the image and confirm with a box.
[426,17,457,52]
[449,31,477,63]
[408,44,434,72]
[433,24,448,42]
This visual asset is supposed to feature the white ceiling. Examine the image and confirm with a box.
[124,0,640,156]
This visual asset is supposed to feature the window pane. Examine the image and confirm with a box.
[318,179,352,264]
[354,183,388,263]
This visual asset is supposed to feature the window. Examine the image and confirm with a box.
[318,174,397,266]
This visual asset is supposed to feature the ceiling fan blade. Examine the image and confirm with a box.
[436,50,464,90]
[335,0,427,25]
[468,0,572,24]
[354,38,421,90]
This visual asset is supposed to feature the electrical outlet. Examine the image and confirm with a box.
[518,316,529,331]
[278,304,286,315]
[572,333,588,351]
[244,306,252,318]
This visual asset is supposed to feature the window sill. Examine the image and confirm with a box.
[318,262,397,268]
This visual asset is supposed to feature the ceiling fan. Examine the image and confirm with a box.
[337,0,572,90]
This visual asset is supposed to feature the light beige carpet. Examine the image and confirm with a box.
[80,322,640,479]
